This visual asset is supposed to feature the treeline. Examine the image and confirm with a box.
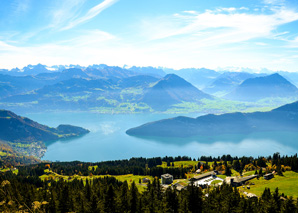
[0,172,297,212]
[18,159,190,179]
[15,153,298,179]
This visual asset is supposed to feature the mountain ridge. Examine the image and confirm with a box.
[0,109,90,157]
[225,73,298,101]
[141,74,213,110]
[126,100,298,138]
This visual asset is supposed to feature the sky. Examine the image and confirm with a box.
[0,0,298,72]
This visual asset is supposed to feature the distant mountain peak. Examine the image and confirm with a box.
[141,74,212,110]
[225,73,298,101]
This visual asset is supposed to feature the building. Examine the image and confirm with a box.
[190,170,218,182]
[264,173,274,180]
[244,191,257,198]
[172,183,186,191]
[225,175,257,186]
[161,173,173,184]
[142,178,150,183]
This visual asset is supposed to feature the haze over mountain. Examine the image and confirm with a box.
[163,68,220,89]
[126,100,298,138]
[2,63,298,114]
[141,74,213,110]
[225,73,298,102]
[0,73,56,98]
[0,64,52,76]
[203,72,257,96]
[128,66,166,78]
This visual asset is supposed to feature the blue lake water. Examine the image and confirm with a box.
[25,112,298,162]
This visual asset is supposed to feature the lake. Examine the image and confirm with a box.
[25,112,298,162]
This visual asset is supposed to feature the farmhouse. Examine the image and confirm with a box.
[264,173,274,180]
[161,173,173,184]
[190,170,218,181]
[172,183,186,191]
[225,175,257,186]
[142,178,150,183]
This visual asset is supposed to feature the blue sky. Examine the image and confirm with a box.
[0,0,298,72]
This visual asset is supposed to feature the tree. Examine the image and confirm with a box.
[259,168,263,176]
[129,181,139,213]
[104,184,116,213]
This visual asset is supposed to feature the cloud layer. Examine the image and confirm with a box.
[0,0,298,72]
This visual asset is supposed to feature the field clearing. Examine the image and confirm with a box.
[40,170,153,191]
[158,161,200,168]
[242,171,298,198]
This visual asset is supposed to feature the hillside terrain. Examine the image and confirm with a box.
[1,153,298,212]
[0,141,40,166]
[126,99,298,138]
[0,109,89,158]
[141,74,213,110]
[225,73,298,102]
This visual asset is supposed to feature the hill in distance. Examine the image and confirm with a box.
[225,73,298,102]
[0,109,89,157]
[126,100,298,138]
[163,68,220,89]
[203,72,256,96]
[141,74,213,110]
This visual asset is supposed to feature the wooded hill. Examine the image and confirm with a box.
[0,109,89,159]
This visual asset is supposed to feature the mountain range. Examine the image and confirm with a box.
[2,64,298,113]
[126,100,298,138]
[0,71,213,112]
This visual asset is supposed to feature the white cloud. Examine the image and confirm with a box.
[217,7,237,13]
[1,2,298,72]
[263,0,285,5]
[11,0,31,15]
[50,0,87,28]
[139,7,298,46]
[183,11,197,14]
[58,30,116,47]
[0,40,20,51]
[240,7,249,11]
[287,36,298,48]
[255,42,268,46]
[61,0,118,30]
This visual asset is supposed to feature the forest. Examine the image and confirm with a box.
[0,171,297,212]
[0,153,298,212]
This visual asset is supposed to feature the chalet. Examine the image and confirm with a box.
[172,183,186,191]
[244,191,257,198]
[190,170,218,182]
[264,173,274,180]
[142,178,150,183]
[195,169,201,174]
[161,173,173,184]
[225,175,257,187]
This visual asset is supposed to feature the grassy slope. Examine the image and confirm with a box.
[40,169,154,192]
[242,171,298,198]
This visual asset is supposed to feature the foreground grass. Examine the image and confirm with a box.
[242,171,298,198]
